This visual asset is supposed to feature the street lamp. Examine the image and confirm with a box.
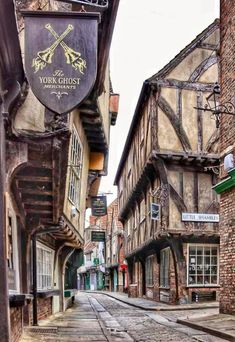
[195,82,235,128]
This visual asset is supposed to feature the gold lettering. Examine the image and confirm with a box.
[53,70,64,77]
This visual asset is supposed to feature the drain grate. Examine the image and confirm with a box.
[26,327,58,334]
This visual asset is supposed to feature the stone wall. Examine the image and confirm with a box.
[219,0,235,314]
[10,307,23,342]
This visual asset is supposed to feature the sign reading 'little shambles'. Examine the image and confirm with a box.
[22,11,100,114]
[182,213,219,223]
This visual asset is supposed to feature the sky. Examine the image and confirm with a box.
[100,0,220,204]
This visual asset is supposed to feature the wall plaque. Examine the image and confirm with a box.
[22,11,100,114]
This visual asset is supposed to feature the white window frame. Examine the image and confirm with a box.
[160,247,170,288]
[7,209,20,294]
[187,244,219,287]
[36,242,54,291]
[68,126,83,208]
[146,256,154,286]
[140,198,146,223]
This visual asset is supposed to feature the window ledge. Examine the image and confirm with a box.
[9,294,30,307]
[36,289,60,298]
[159,287,170,290]
[186,285,220,288]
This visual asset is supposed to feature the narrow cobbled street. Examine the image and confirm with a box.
[20,292,226,342]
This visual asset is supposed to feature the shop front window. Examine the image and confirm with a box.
[188,245,219,286]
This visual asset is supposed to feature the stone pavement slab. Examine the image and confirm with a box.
[86,290,219,311]
[178,314,235,342]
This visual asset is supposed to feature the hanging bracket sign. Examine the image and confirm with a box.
[91,196,107,216]
[22,11,100,114]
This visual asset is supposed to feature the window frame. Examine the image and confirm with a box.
[36,242,54,291]
[7,209,20,294]
[145,256,154,287]
[187,244,219,287]
[68,126,83,208]
[160,247,170,288]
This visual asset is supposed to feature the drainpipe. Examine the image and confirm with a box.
[0,97,10,341]
[32,234,38,326]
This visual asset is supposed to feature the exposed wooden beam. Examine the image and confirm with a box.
[26,209,52,214]
[19,188,52,195]
[23,200,52,206]
[158,96,192,151]
[154,79,215,92]
[81,116,102,125]
[16,176,51,182]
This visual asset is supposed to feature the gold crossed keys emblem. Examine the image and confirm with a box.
[32,24,87,74]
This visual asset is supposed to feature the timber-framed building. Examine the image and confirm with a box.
[115,20,220,304]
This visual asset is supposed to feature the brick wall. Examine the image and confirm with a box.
[27,297,53,324]
[10,307,23,342]
[219,0,235,314]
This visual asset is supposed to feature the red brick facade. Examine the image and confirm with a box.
[219,0,235,314]
[10,307,23,342]
[23,298,53,326]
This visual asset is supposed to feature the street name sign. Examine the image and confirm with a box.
[22,11,100,114]
[182,213,219,223]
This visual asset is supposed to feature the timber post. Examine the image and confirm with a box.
[0,95,11,341]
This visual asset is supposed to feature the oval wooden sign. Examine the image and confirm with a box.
[22,11,100,114]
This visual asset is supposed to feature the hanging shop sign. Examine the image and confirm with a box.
[91,196,107,216]
[151,203,160,220]
[182,213,219,223]
[91,231,106,242]
[22,11,100,114]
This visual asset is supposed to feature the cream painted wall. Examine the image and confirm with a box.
[158,107,182,151]
[166,48,214,81]
[97,63,111,144]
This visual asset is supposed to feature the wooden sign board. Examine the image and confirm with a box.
[22,11,100,114]
[151,203,160,221]
[91,196,107,216]
[91,231,105,242]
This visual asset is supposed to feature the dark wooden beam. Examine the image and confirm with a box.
[16,176,51,182]
[23,200,52,206]
[19,188,52,195]
[26,209,52,214]
[154,79,215,92]
[158,96,192,151]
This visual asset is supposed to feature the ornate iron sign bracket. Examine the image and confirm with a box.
[57,0,108,9]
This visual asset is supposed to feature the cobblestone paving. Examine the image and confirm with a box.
[20,293,227,342]
[90,293,227,342]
